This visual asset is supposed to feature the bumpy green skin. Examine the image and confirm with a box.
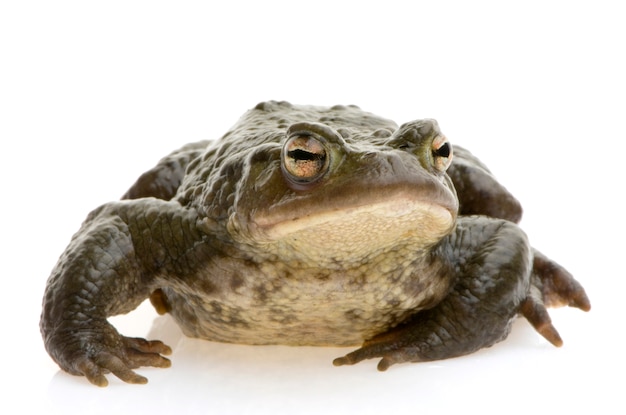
[40,101,590,386]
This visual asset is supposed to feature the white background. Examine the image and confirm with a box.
[2,1,624,414]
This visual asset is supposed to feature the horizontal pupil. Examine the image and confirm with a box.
[288,149,325,162]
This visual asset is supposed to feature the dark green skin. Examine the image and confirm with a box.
[40,101,590,386]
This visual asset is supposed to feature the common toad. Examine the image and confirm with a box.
[40,101,590,386]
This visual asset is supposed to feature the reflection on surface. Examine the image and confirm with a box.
[42,303,607,415]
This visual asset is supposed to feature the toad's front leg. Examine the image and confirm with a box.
[40,200,204,386]
[334,218,588,370]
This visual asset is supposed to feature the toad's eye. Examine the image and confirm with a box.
[432,135,452,172]
[282,134,329,184]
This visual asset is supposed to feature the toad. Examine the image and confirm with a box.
[40,101,590,386]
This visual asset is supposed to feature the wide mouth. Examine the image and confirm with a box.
[255,190,454,239]
[245,183,457,264]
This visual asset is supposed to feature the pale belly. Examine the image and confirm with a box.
[159,255,453,346]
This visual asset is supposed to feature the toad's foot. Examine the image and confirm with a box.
[331,304,494,371]
[333,289,516,371]
[333,331,424,371]
[47,321,172,387]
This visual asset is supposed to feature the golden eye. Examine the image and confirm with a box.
[432,135,452,172]
[282,135,329,183]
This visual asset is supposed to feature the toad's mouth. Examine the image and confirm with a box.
[242,184,458,263]
[258,196,453,239]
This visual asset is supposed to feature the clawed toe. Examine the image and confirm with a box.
[333,350,368,367]
[519,296,563,347]
[76,357,110,387]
